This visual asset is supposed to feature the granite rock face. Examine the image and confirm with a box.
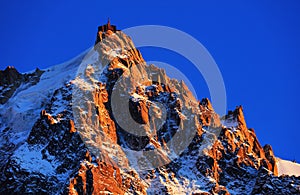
[0,22,299,195]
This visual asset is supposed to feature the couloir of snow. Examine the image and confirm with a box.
[277,158,300,177]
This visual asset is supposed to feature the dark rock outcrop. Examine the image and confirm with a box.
[0,66,44,104]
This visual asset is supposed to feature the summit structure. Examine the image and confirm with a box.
[98,18,117,33]
[95,19,119,44]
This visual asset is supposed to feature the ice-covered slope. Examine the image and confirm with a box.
[277,158,300,177]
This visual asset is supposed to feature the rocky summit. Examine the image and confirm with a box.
[0,22,299,195]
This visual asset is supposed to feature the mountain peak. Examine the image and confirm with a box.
[0,23,299,194]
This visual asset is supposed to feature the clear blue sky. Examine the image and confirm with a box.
[0,1,299,161]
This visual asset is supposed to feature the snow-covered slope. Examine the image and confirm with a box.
[277,158,300,177]
[0,51,86,143]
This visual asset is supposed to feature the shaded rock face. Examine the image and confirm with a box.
[0,66,23,104]
[0,66,45,184]
[0,66,22,85]
[0,23,299,195]
[0,86,85,193]
[129,97,150,124]
[251,168,300,195]
[0,66,44,104]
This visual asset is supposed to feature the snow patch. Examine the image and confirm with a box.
[277,158,300,177]
[221,118,238,128]
[12,143,55,175]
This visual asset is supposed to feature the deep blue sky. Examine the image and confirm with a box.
[0,1,299,161]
